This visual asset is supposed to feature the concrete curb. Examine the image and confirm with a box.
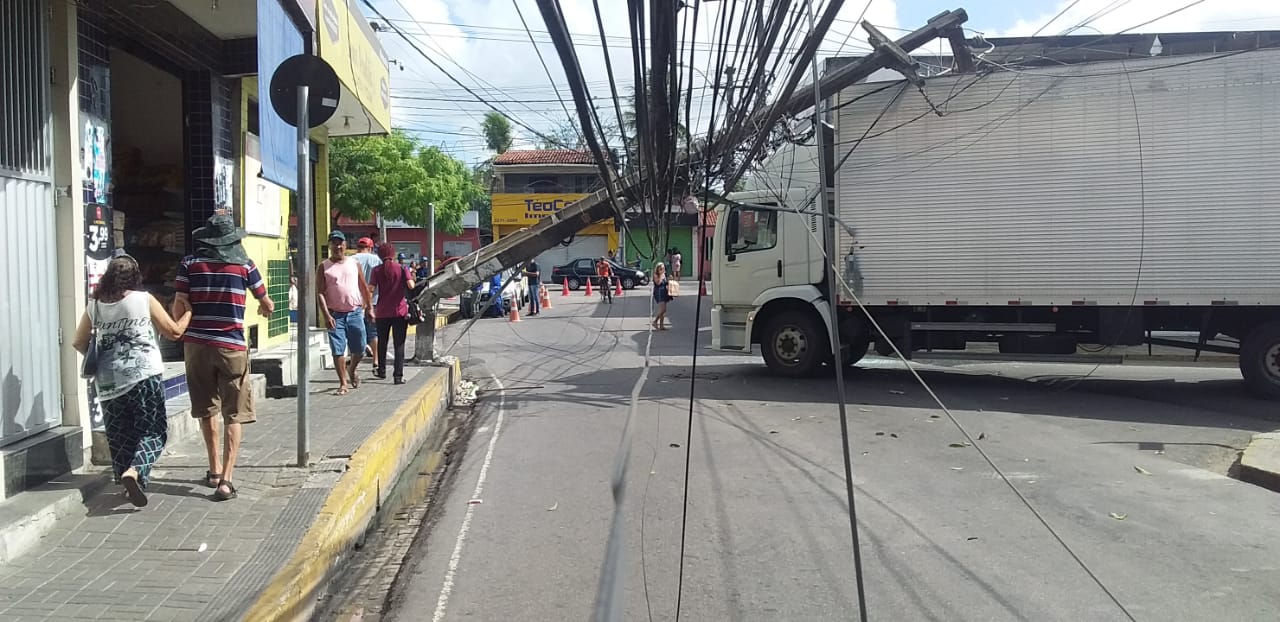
[242,357,460,622]
[1238,432,1280,493]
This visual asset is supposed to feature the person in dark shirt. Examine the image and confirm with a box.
[523,260,541,316]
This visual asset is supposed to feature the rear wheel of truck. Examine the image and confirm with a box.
[761,311,826,377]
[1240,321,1280,399]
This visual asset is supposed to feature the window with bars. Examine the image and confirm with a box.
[266,259,291,337]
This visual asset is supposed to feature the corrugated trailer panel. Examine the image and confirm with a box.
[833,50,1280,306]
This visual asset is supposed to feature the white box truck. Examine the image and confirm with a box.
[709,48,1280,398]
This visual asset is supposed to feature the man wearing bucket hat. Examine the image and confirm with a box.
[173,213,274,502]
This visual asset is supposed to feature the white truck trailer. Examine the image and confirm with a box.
[710,47,1280,398]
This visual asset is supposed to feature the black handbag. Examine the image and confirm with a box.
[405,269,426,325]
[80,301,99,378]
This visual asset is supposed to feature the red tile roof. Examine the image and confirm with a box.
[493,149,597,166]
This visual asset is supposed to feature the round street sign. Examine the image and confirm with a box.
[269,54,342,129]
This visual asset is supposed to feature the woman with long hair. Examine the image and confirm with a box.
[652,262,670,331]
[369,243,416,383]
[73,255,190,507]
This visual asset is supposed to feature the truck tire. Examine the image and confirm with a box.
[1240,321,1280,399]
[841,334,872,367]
[761,311,826,377]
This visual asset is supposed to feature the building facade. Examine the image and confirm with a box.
[491,149,618,269]
[0,0,387,496]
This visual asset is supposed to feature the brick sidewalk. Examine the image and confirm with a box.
[0,361,446,622]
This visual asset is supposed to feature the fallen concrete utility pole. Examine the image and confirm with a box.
[411,8,973,359]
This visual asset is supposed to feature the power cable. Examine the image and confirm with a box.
[362,0,575,148]
[511,0,584,144]
[800,2,868,620]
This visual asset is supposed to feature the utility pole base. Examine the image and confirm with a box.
[410,309,438,365]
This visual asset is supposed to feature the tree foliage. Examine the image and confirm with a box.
[328,131,481,235]
[480,112,514,153]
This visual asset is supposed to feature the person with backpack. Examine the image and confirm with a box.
[368,243,416,384]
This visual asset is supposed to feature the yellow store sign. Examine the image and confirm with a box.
[317,0,391,132]
[492,193,594,226]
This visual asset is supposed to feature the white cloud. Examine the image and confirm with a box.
[994,0,1280,37]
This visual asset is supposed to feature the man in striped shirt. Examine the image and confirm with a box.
[173,214,274,501]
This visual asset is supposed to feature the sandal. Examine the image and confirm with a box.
[121,473,148,507]
[213,480,237,501]
[205,470,222,488]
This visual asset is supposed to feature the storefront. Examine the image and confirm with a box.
[0,0,390,497]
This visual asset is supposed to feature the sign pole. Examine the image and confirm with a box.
[295,84,312,467]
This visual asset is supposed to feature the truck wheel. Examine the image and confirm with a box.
[567,277,581,290]
[841,334,872,367]
[1240,321,1280,399]
[761,311,826,377]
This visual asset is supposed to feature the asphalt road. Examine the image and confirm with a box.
[385,289,1280,622]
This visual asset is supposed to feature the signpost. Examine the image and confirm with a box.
[269,53,340,467]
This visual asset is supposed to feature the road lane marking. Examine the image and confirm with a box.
[432,374,506,622]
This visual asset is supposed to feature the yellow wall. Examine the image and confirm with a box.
[237,78,332,347]
[238,78,290,348]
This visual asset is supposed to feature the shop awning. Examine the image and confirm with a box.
[316,0,391,137]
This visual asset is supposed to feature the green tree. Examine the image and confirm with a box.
[480,112,513,153]
[329,131,480,235]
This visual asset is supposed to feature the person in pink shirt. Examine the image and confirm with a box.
[316,231,372,395]
[368,243,416,383]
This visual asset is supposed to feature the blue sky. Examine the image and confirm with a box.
[367,0,1280,164]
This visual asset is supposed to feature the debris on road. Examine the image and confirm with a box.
[889,390,906,395]
[1109,512,1127,521]
[966,537,979,541]
[978,432,987,441]
[791,417,801,421]
[1134,466,1153,476]
[198,543,208,553]
[769,430,779,434]
[950,467,965,471]
[669,443,680,448]
[949,442,972,448]
[547,502,558,511]
[457,380,479,405]
[468,499,483,505]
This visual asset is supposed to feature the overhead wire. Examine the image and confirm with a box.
[511,0,584,144]
[362,0,575,148]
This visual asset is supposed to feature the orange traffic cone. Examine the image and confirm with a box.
[584,277,593,297]
[539,284,551,309]
[615,277,623,297]
[699,280,707,296]
[562,277,570,296]
[508,303,522,322]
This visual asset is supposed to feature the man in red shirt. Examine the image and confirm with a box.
[173,214,274,501]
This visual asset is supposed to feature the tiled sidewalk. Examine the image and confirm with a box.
[0,362,446,622]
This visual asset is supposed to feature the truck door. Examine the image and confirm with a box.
[716,205,783,307]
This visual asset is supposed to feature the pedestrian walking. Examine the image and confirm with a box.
[596,256,613,304]
[523,259,542,316]
[317,231,373,395]
[369,243,415,384]
[173,214,274,502]
[353,237,383,368]
[652,262,670,330]
[74,255,190,507]
[671,248,683,281]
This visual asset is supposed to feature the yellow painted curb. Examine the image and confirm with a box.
[243,358,459,622]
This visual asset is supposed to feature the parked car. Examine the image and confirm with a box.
[551,257,648,290]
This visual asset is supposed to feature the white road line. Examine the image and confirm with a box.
[432,374,506,622]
